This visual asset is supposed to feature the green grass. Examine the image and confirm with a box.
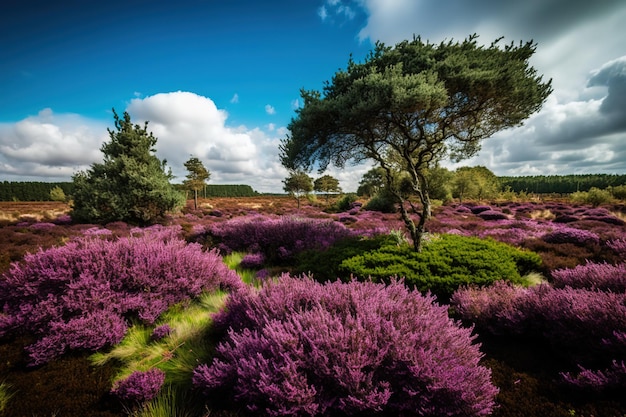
[91,290,228,388]
[0,380,15,413]
[223,251,265,285]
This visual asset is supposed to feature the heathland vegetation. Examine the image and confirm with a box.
[1,34,626,417]
[1,194,625,416]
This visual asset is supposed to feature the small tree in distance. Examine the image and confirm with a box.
[280,34,552,251]
[283,170,313,209]
[49,186,66,202]
[183,156,210,210]
[314,174,342,203]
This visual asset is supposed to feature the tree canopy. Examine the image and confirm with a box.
[71,109,185,225]
[314,174,342,202]
[280,34,552,250]
[283,170,313,209]
[183,156,210,210]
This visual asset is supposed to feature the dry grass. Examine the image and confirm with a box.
[529,209,555,220]
[0,202,70,223]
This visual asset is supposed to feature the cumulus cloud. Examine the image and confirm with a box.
[265,104,276,115]
[126,91,288,192]
[230,93,239,104]
[0,109,107,181]
[354,0,626,103]
[0,92,293,193]
[443,56,626,176]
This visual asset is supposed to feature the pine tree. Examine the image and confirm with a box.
[71,109,184,224]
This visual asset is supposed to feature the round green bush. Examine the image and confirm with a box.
[339,234,541,300]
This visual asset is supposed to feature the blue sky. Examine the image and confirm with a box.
[1,0,625,193]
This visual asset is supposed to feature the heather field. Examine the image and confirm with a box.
[1,196,625,417]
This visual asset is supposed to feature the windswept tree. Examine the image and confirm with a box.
[314,174,342,203]
[283,170,313,209]
[183,156,210,210]
[71,109,185,225]
[280,34,551,251]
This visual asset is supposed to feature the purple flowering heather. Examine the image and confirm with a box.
[607,238,626,257]
[452,281,626,392]
[194,275,498,417]
[239,253,266,269]
[470,205,492,214]
[0,233,242,365]
[112,368,166,403]
[551,261,626,293]
[209,215,355,263]
[541,226,600,246]
[151,324,172,341]
[477,210,509,220]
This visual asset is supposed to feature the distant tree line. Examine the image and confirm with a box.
[0,182,260,202]
[499,174,626,194]
[203,184,259,197]
[0,181,74,202]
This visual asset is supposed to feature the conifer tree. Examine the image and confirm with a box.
[71,109,184,224]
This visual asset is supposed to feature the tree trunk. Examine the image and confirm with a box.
[193,189,198,210]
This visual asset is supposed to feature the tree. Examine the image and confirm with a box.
[49,186,66,202]
[424,165,454,202]
[71,109,185,225]
[183,156,210,210]
[452,166,500,203]
[357,167,386,197]
[283,170,313,209]
[280,34,551,251]
[314,174,342,203]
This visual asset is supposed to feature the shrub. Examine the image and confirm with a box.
[541,227,600,246]
[333,193,359,212]
[239,252,266,269]
[0,231,241,365]
[294,234,397,283]
[607,238,626,256]
[339,234,541,300]
[451,283,626,392]
[363,190,397,213]
[112,368,166,403]
[469,205,492,214]
[209,215,354,264]
[477,209,509,220]
[194,276,498,417]
[551,261,626,293]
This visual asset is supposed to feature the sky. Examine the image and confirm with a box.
[1,0,625,193]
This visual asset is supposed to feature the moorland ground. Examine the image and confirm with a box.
[1,196,625,417]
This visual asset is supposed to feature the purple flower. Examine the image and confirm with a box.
[240,253,266,269]
[112,368,166,403]
[195,275,498,416]
[151,324,172,341]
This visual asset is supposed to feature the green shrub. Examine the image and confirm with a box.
[571,187,613,207]
[363,190,397,213]
[294,234,396,282]
[333,193,358,212]
[339,234,542,300]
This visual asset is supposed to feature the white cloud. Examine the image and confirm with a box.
[318,5,328,21]
[0,109,107,181]
[319,0,356,23]
[265,104,276,115]
[0,93,292,193]
[126,92,288,192]
[291,98,300,109]
[230,93,239,104]
[349,1,626,176]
